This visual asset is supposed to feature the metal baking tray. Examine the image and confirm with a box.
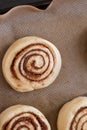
[0,0,52,14]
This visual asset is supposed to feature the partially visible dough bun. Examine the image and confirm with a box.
[0,105,51,130]
[57,96,87,130]
[2,36,61,92]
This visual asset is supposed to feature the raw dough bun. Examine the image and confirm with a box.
[0,105,51,130]
[2,36,61,92]
[57,96,87,130]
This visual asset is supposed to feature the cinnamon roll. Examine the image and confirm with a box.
[57,97,87,130]
[0,105,51,130]
[2,36,61,92]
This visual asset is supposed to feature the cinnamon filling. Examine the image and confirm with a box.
[70,107,87,130]
[10,43,54,81]
[3,112,48,130]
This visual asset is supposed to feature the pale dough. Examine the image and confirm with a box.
[57,96,87,130]
[2,36,61,92]
[0,105,51,130]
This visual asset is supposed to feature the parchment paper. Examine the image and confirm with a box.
[0,0,87,129]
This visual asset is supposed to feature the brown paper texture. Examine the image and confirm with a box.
[0,0,87,129]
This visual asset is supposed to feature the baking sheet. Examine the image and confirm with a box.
[0,0,87,129]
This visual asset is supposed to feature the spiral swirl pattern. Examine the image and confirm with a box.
[2,37,61,92]
[11,43,54,81]
[0,105,51,130]
[70,107,87,130]
[57,97,87,130]
[3,112,48,130]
